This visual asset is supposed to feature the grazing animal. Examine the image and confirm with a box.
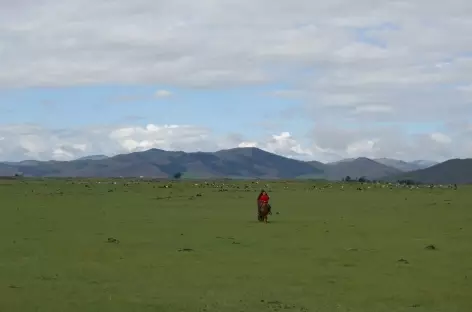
[256,189,272,223]
[258,202,270,223]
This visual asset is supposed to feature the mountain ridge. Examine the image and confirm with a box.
[383,158,472,184]
[0,147,466,183]
[318,157,403,180]
[373,158,436,172]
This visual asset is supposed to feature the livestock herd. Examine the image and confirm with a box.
[71,178,459,192]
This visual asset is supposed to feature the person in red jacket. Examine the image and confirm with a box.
[257,190,272,215]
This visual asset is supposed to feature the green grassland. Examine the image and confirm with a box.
[1,179,471,312]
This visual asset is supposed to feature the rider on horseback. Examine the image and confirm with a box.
[257,190,272,214]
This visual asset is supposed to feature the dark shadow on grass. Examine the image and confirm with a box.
[247,220,280,224]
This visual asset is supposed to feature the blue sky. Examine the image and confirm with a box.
[0,84,443,136]
[0,84,309,136]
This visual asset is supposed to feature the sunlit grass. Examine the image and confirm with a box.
[1,179,471,312]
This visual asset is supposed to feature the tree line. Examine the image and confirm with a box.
[342,175,420,185]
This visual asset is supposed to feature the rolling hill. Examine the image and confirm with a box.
[321,157,403,180]
[0,148,323,179]
[0,163,18,176]
[373,158,424,171]
[384,159,472,184]
[410,160,439,168]
[75,155,109,161]
[374,158,438,171]
[0,148,466,183]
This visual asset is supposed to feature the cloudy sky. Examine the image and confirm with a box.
[1,0,472,162]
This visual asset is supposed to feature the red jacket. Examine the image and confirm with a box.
[258,194,269,203]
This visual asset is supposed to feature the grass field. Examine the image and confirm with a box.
[1,179,472,312]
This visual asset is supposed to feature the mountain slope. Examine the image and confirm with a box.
[1,148,458,181]
[373,158,423,172]
[213,148,324,178]
[305,160,326,172]
[326,158,355,165]
[76,155,109,161]
[1,148,323,178]
[323,157,402,180]
[385,159,472,184]
[0,163,18,176]
[410,160,438,168]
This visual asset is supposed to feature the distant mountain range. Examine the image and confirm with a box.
[322,157,404,180]
[383,159,472,184]
[0,147,468,184]
[373,158,438,172]
[76,155,109,161]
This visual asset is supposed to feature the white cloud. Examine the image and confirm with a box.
[0,123,216,161]
[457,84,472,93]
[264,132,314,159]
[1,122,471,163]
[238,142,258,148]
[2,0,472,93]
[431,132,452,144]
[354,105,393,114]
[155,89,172,98]
[346,139,380,158]
[307,122,472,162]
[2,0,472,161]
[0,124,318,161]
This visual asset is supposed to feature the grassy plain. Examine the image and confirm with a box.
[1,179,472,312]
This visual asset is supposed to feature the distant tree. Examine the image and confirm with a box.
[173,172,182,180]
[345,175,352,182]
[358,176,369,183]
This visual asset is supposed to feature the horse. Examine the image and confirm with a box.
[257,202,270,223]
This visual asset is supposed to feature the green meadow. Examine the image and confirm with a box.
[1,179,471,312]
